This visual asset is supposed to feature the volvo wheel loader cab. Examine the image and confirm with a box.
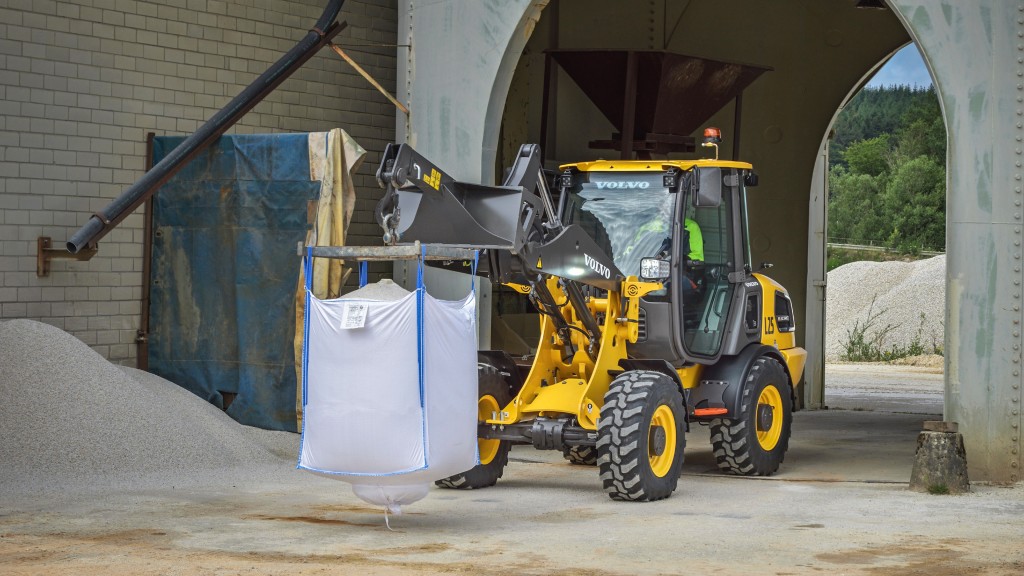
[372,128,806,501]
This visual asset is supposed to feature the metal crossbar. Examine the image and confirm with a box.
[300,241,489,262]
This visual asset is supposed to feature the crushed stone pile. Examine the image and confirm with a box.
[0,319,295,496]
[825,255,945,361]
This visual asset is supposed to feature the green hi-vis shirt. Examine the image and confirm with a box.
[684,218,704,262]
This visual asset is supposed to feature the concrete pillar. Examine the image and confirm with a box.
[890,1,1024,482]
[395,0,548,345]
[397,0,548,183]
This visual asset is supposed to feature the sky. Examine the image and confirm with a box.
[865,44,933,88]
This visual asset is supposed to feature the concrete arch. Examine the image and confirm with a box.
[480,6,548,185]
[804,39,942,411]
[401,0,1023,482]
[395,0,548,329]
[399,0,548,184]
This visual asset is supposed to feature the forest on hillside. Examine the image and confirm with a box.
[828,85,946,254]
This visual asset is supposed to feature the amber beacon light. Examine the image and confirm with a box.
[701,127,722,160]
[703,127,722,143]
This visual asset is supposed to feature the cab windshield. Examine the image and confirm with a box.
[562,171,675,279]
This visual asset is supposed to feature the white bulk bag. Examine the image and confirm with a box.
[297,258,479,514]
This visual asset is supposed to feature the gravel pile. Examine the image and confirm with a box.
[0,319,295,497]
[825,255,945,361]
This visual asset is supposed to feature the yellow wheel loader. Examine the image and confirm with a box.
[373,128,806,501]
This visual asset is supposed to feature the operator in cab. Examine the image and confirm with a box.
[632,212,703,298]
[681,216,704,296]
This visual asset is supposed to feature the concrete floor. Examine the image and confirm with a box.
[2,364,1022,575]
[825,362,945,415]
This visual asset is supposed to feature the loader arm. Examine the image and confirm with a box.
[374,143,630,355]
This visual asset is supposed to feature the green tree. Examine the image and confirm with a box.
[828,165,889,245]
[843,135,890,177]
[830,85,940,169]
[883,155,945,252]
[894,96,945,166]
[828,84,946,254]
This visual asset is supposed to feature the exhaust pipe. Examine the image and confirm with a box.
[67,0,347,254]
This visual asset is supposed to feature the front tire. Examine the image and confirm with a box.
[710,357,792,476]
[436,366,511,489]
[597,371,685,501]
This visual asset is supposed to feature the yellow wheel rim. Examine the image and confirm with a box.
[648,404,677,478]
[478,394,501,465]
[756,385,784,451]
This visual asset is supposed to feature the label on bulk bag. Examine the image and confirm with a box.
[340,302,367,329]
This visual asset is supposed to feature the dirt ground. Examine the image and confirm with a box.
[3,364,1022,576]
[2,465,1022,576]
[4,426,1024,575]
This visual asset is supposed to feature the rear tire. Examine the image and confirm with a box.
[562,445,598,466]
[436,366,511,489]
[710,357,792,476]
[597,371,685,501]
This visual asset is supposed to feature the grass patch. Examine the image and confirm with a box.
[927,483,950,495]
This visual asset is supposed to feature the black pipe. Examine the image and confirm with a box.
[137,132,155,370]
[67,0,346,254]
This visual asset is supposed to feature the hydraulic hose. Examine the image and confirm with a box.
[67,0,346,253]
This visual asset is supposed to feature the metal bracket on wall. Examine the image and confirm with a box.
[37,236,97,277]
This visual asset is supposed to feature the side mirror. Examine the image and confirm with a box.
[640,258,671,281]
[744,172,759,187]
[692,167,722,207]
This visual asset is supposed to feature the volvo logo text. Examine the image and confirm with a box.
[584,253,611,279]
[595,181,650,190]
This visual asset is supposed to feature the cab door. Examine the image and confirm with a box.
[674,167,748,361]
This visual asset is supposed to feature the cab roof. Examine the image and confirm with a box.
[560,158,753,172]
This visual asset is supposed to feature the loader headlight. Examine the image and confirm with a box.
[566,266,586,277]
[560,171,574,189]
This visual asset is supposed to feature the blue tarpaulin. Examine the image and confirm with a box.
[149,133,319,432]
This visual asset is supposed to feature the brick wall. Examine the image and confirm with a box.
[0,0,397,365]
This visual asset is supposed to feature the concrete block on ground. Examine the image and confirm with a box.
[910,423,970,494]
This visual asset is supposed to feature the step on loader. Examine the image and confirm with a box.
[371,128,806,501]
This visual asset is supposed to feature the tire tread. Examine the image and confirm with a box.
[710,357,792,476]
[597,371,684,502]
